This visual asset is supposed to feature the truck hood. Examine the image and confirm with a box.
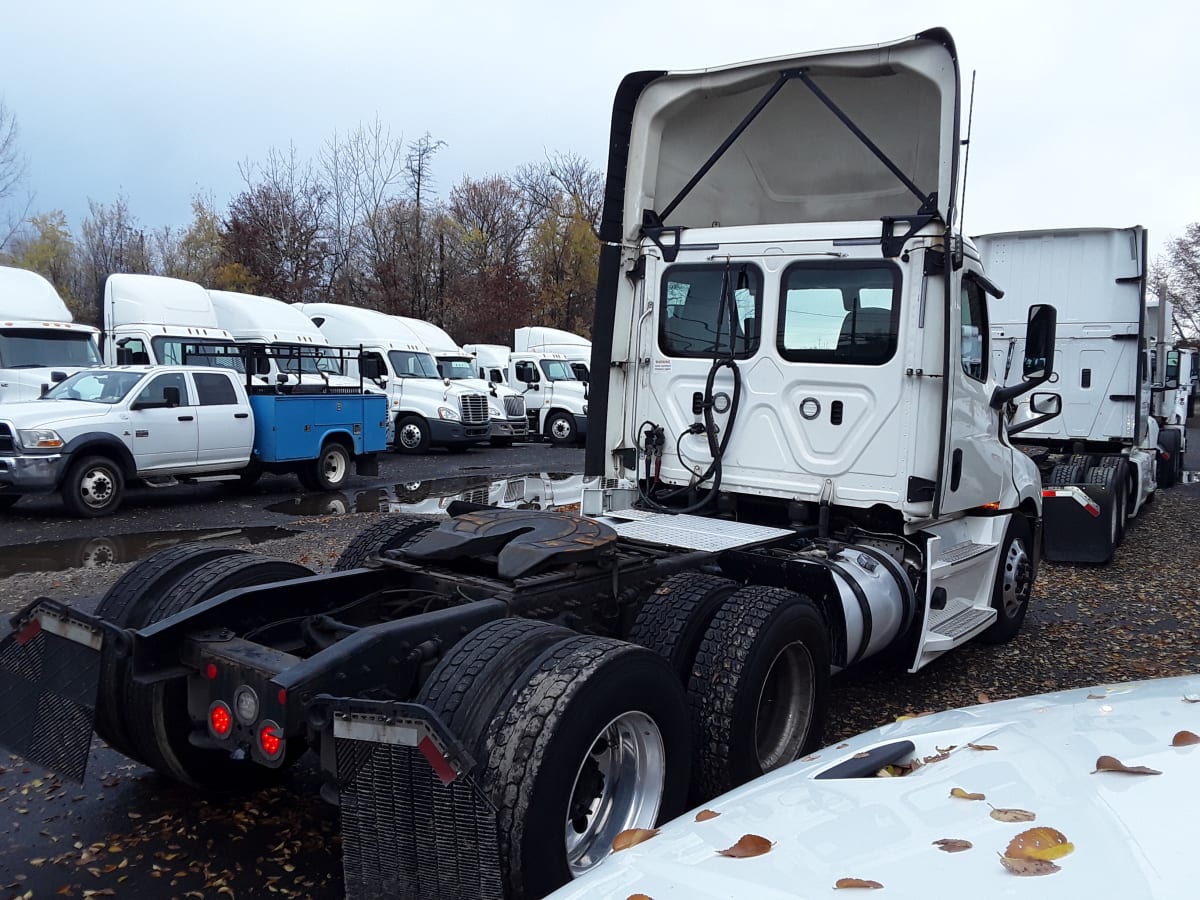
[606,28,959,241]
[0,398,115,431]
[0,367,92,405]
[550,675,1200,899]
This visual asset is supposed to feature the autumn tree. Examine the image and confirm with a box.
[76,196,153,323]
[1160,223,1200,340]
[5,210,79,311]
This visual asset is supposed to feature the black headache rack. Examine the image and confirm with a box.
[180,342,375,396]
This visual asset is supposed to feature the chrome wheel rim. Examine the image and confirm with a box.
[550,417,572,440]
[1000,537,1032,618]
[79,466,116,509]
[755,642,816,771]
[399,423,424,449]
[564,711,665,877]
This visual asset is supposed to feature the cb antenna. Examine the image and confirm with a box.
[958,70,977,236]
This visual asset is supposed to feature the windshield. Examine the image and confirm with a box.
[274,344,343,376]
[44,370,144,404]
[388,350,440,378]
[0,329,101,369]
[152,337,246,372]
[437,357,476,380]
[539,359,577,381]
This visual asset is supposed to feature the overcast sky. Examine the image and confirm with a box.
[2,0,1196,261]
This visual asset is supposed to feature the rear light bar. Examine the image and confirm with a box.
[258,720,284,761]
[209,701,233,739]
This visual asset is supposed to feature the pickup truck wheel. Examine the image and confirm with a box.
[310,441,351,491]
[483,636,690,899]
[0,495,20,510]
[124,555,314,789]
[94,544,252,761]
[629,572,739,682]
[63,455,124,517]
[688,586,829,801]
[395,415,431,454]
[232,464,263,490]
[333,515,439,571]
[978,515,1034,644]
[545,411,578,445]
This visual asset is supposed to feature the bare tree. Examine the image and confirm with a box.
[1161,223,1200,341]
[514,151,605,237]
[76,196,153,321]
[0,98,32,252]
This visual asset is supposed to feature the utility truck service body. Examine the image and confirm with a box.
[977,227,1156,563]
[0,30,1060,900]
[0,265,101,403]
[466,342,590,444]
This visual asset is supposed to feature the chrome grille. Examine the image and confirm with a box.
[503,478,525,503]
[460,394,489,426]
[0,424,12,453]
[459,486,489,505]
[503,395,525,418]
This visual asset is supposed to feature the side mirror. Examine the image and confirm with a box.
[50,371,68,384]
[359,355,384,381]
[992,304,1057,408]
[1165,350,1181,390]
[276,373,291,385]
[1008,391,1062,436]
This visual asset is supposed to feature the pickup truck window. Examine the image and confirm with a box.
[194,372,239,406]
[0,330,102,368]
[388,350,439,378]
[135,373,190,407]
[778,262,900,365]
[44,370,142,403]
[660,263,762,359]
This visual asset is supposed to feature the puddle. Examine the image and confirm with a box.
[0,526,299,578]
[266,472,589,518]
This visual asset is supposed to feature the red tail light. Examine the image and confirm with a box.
[257,720,284,761]
[209,701,233,739]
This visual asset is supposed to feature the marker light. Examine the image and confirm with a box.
[209,702,233,739]
[205,663,218,680]
[258,720,284,760]
[234,686,259,724]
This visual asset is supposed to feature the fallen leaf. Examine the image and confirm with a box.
[1005,827,1075,861]
[1087,693,1106,700]
[989,806,1036,823]
[999,855,1061,876]
[612,828,659,852]
[627,895,653,900]
[978,692,992,703]
[853,752,871,759]
[933,838,973,853]
[950,787,986,801]
[968,742,998,751]
[834,878,884,889]
[922,751,950,765]
[936,744,957,754]
[1171,730,1200,747]
[1092,755,1162,775]
[716,834,773,858]
[694,809,721,822]
[837,743,850,749]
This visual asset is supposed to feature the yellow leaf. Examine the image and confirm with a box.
[1092,755,1162,775]
[989,806,1036,823]
[612,828,659,852]
[694,809,720,822]
[716,834,773,858]
[933,838,973,853]
[950,787,985,801]
[1171,730,1200,747]
[1005,827,1075,861]
[999,854,1061,876]
[834,877,884,889]
[967,742,998,751]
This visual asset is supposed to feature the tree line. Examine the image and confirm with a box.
[0,109,601,346]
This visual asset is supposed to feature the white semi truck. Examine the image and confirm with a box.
[103,273,240,366]
[295,303,491,453]
[514,325,592,381]
[1145,294,1189,485]
[0,265,102,402]
[466,342,589,444]
[976,227,1158,563]
[0,29,1062,900]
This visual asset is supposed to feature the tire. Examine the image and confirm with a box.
[687,585,830,802]
[978,514,1034,644]
[94,544,253,760]
[544,411,578,445]
[0,494,20,510]
[332,515,439,571]
[1157,429,1182,488]
[394,414,431,454]
[123,555,315,788]
[62,455,125,517]
[1047,463,1085,487]
[232,464,263,490]
[1068,453,1100,469]
[309,441,351,491]
[1085,466,1121,559]
[629,572,739,682]
[483,636,690,899]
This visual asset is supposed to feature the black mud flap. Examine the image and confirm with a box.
[0,600,109,782]
[319,697,503,900]
[1042,486,1113,564]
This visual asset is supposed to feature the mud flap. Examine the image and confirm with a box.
[1042,486,1112,563]
[318,697,503,900]
[0,600,108,782]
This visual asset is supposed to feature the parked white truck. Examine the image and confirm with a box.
[295,303,491,453]
[1145,294,1189,485]
[393,316,528,447]
[514,325,592,381]
[0,265,101,402]
[103,273,239,366]
[0,28,1064,900]
[976,227,1157,563]
[466,342,589,444]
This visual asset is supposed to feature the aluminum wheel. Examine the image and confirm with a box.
[398,422,425,450]
[564,711,665,876]
[999,537,1032,618]
[79,464,117,509]
[755,641,816,771]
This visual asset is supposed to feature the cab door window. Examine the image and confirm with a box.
[960,278,989,382]
[660,263,762,358]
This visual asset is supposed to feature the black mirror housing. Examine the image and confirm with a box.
[992,303,1058,408]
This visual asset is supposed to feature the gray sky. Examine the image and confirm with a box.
[2,0,1196,260]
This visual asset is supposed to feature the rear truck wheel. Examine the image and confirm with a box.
[545,411,578,445]
[978,515,1034,644]
[123,555,314,789]
[0,494,20,510]
[482,636,690,899]
[310,441,351,491]
[1086,465,1123,554]
[62,454,124,518]
[395,414,431,454]
[332,515,439,571]
[687,585,830,802]
[94,544,253,760]
[1157,429,1181,488]
[1047,462,1086,487]
[629,572,739,681]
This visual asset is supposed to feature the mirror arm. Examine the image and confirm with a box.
[990,374,1049,409]
[1007,408,1059,436]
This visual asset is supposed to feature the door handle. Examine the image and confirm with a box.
[178,415,194,422]
[234,412,250,419]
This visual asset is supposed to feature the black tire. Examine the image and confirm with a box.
[978,514,1034,644]
[296,466,320,491]
[309,441,351,491]
[1047,463,1085,487]
[1158,428,1182,488]
[394,414,431,454]
[1068,453,1100,469]
[332,515,439,571]
[0,494,20,510]
[629,572,739,682]
[232,464,263,490]
[62,454,124,517]
[123,555,314,788]
[94,544,253,759]
[1084,466,1121,559]
[483,636,690,899]
[687,585,830,802]
[544,411,578,445]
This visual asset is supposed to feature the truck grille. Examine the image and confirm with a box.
[460,395,489,426]
[0,424,12,453]
[503,395,525,419]
[459,486,489,505]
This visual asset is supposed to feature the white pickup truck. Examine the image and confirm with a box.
[0,363,386,516]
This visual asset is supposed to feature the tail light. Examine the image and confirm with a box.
[209,701,233,739]
[257,720,284,761]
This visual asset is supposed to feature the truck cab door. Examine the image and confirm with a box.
[128,372,199,471]
[192,372,254,467]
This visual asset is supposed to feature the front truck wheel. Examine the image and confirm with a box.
[687,585,830,802]
[545,411,578,445]
[395,414,431,454]
[978,514,1034,644]
[62,454,125,517]
[482,636,690,899]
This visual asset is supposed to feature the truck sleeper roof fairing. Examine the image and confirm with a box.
[600,28,960,248]
[208,290,331,346]
[295,304,434,356]
[104,273,227,331]
[0,266,77,323]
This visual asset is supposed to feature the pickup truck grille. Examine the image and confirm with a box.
[503,395,525,419]
[460,395,489,426]
[0,424,13,453]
